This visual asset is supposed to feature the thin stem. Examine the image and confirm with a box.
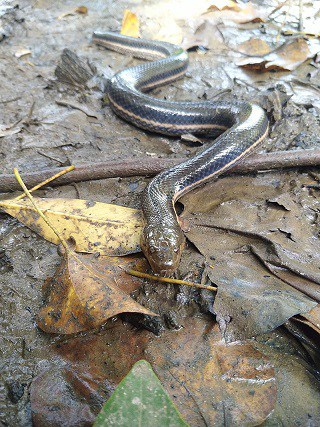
[13,168,69,251]
[126,269,217,292]
[15,165,75,200]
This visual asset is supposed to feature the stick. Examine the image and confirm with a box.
[1,149,320,193]
[126,269,217,292]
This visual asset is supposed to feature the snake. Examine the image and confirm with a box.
[92,31,269,276]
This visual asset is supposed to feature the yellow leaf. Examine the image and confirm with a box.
[0,197,143,255]
[120,9,140,38]
[37,250,154,334]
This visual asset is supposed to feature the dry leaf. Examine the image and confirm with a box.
[265,38,312,71]
[58,5,88,20]
[233,1,268,23]
[236,38,272,69]
[0,197,143,256]
[294,304,320,334]
[237,38,271,56]
[74,6,88,14]
[120,9,140,38]
[180,174,318,341]
[37,247,155,334]
[207,0,240,12]
[205,1,268,24]
[237,38,313,71]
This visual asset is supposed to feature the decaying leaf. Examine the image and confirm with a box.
[237,38,313,71]
[37,247,155,334]
[94,360,188,427]
[53,317,320,426]
[31,367,112,427]
[180,174,318,341]
[0,197,143,256]
[147,318,277,426]
[233,1,268,23]
[120,9,140,38]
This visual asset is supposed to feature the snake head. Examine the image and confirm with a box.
[140,224,186,276]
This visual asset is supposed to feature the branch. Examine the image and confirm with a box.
[1,149,320,193]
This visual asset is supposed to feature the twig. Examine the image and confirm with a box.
[0,96,21,104]
[298,0,303,32]
[126,269,217,291]
[56,99,99,119]
[13,169,69,251]
[14,165,75,201]
[2,149,320,193]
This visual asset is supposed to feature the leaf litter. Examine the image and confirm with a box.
[37,245,155,334]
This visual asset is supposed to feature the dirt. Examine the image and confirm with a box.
[0,0,320,426]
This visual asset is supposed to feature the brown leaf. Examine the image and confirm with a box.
[265,38,312,71]
[52,318,320,426]
[207,0,241,12]
[237,38,271,56]
[74,5,88,14]
[181,175,318,340]
[30,367,112,427]
[147,318,277,426]
[237,39,313,71]
[120,9,140,38]
[294,304,320,334]
[58,5,88,19]
[37,247,155,334]
[236,37,272,69]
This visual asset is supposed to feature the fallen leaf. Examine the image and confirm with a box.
[54,318,320,426]
[37,247,155,334]
[293,304,320,335]
[94,360,188,427]
[74,5,87,14]
[58,5,88,20]
[120,9,140,38]
[31,367,112,427]
[205,1,268,24]
[0,197,143,256]
[147,319,277,426]
[180,174,318,340]
[266,38,312,71]
[237,38,271,56]
[237,38,313,71]
[234,1,268,23]
[207,0,240,12]
[14,48,32,58]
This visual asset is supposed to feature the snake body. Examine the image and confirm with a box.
[93,31,269,275]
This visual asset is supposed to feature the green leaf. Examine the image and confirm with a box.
[94,360,189,427]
